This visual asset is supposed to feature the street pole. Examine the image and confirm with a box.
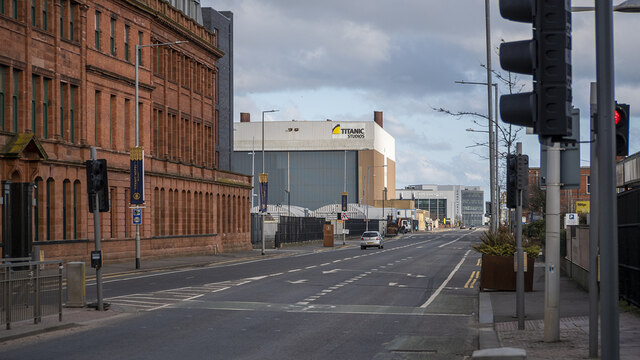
[595,1,619,358]
[366,168,370,231]
[515,142,524,330]
[344,150,347,245]
[544,142,561,342]
[261,110,278,255]
[287,151,290,216]
[588,82,599,358]
[133,40,186,269]
[494,84,500,227]
[134,44,141,270]
[484,0,496,233]
[250,137,255,210]
[90,147,104,311]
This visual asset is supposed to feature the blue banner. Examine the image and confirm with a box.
[130,147,144,205]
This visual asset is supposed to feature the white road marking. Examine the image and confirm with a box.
[420,249,471,308]
[287,280,308,284]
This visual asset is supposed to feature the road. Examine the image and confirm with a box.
[1,229,483,360]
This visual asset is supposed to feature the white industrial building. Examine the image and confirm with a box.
[232,112,396,214]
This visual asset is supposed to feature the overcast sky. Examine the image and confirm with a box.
[202,0,640,199]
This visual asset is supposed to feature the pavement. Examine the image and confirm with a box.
[478,262,640,359]
[3,233,640,360]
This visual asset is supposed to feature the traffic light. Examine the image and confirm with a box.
[499,0,572,140]
[85,159,109,213]
[506,154,518,209]
[516,154,529,190]
[615,102,630,156]
[498,0,536,129]
[536,0,572,139]
[507,154,529,209]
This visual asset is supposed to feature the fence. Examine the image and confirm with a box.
[1,258,63,329]
[274,216,325,247]
[345,219,381,236]
[618,188,640,307]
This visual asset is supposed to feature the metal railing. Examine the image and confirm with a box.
[1,258,63,330]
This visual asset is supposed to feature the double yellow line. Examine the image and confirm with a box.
[464,258,482,289]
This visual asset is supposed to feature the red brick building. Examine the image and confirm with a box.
[526,167,591,219]
[0,0,251,263]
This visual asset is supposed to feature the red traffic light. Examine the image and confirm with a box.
[614,102,630,156]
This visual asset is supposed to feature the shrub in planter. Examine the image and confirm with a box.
[472,227,540,291]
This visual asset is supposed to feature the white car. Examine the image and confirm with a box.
[360,231,384,250]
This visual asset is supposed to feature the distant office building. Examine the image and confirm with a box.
[202,8,234,171]
[396,185,484,226]
[232,112,396,212]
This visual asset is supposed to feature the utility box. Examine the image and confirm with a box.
[66,262,86,308]
[323,223,334,247]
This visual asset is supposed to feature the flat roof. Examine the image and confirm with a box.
[234,120,395,161]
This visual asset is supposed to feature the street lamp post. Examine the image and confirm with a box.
[484,0,497,233]
[366,165,387,231]
[133,40,186,269]
[260,110,278,256]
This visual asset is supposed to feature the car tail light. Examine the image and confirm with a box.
[361,237,364,241]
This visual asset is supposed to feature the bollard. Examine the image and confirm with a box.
[66,262,86,307]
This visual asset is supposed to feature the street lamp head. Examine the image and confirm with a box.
[615,0,640,12]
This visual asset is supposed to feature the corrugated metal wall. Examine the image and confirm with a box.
[232,151,358,211]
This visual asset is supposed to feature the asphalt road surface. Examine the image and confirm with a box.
[1,229,483,360]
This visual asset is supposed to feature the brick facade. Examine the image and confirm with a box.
[0,0,251,264]
[526,167,591,219]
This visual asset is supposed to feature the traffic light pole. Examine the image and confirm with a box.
[91,147,104,311]
[544,142,561,342]
[515,143,525,330]
[595,1,619,358]
[588,81,599,359]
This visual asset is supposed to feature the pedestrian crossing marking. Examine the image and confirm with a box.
[106,278,258,311]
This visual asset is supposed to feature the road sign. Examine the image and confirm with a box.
[132,208,142,225]
[341,213,349,221]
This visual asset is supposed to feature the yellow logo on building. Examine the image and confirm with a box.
[332,124,341,134]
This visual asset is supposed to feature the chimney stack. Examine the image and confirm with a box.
[374,111,383,128]
[240,112,250,122]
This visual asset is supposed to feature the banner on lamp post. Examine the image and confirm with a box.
[259,173,268,213]
[341,192,348,211]
[130,147,144,205]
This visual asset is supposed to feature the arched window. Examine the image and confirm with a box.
[46,178,55,240]
[33,177,43,241]
[153,187,160,236]
[216,193,221,234]
[221,194,226,233]
[160,188,166,235]
[168,189,174,235]
[187,191,192,234]
[73,180,80,239]
[62,180,70,240]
